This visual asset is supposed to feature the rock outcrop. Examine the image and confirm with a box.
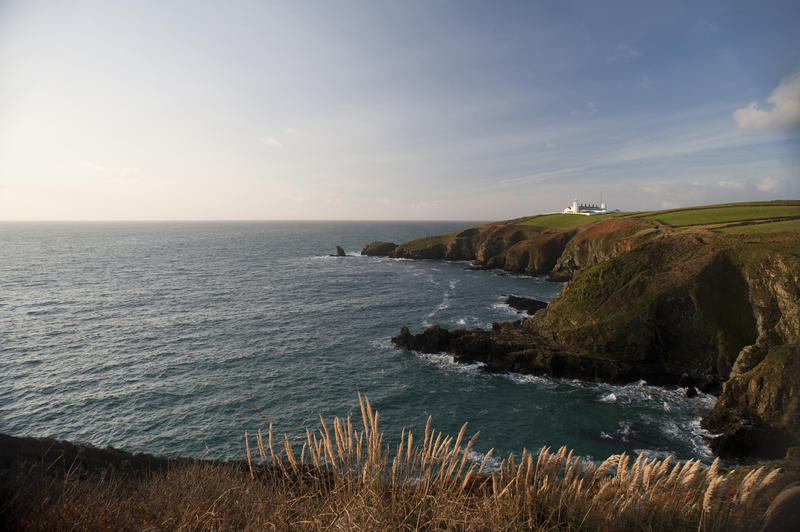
[361,241,398,256]
[392,321,687,385]
[703,343,800,458]
[505,295,548,315]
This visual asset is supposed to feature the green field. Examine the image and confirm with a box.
[516,201,800,231]
[719,219,800,234]
[518,213,619,228]
[638,203,800,227]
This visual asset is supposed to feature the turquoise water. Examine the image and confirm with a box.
[0,222,716,464]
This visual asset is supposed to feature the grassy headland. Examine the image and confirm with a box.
[365,201,800,460]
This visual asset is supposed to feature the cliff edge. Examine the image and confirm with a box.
[365,201,800,459]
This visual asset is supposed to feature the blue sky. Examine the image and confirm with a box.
[0,0,798,220]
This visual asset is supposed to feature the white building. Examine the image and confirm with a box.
[563,198,608,215]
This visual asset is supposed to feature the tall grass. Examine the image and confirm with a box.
[237,394,785,531]
[3,394,791,530]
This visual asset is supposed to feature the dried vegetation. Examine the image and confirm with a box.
[1,395,793,531]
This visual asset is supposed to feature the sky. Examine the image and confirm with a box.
[0,0,798,221]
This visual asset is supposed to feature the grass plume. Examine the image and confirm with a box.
[1,394,793,530]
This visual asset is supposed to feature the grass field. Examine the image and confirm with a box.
[719,219,800,234]
[516,202,800,230]
[633,202,800,227]
[518,213,620,228]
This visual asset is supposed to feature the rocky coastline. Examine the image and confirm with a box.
[363,203,800,460]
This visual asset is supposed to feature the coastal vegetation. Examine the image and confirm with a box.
[2,396,798,531]
[519,213,621,228]
[364,201,800,460]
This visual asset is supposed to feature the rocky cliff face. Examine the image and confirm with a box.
[368,213,800,459]
[363,221,577,275]
[703,343,800,458]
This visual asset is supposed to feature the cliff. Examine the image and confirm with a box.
[366,201,800,459]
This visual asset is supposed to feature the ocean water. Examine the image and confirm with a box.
[0,221,716,464]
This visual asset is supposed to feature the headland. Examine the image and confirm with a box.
[363,201,800,460]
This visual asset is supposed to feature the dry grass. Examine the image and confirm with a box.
[1,395,792,531]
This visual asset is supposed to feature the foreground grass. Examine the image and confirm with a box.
[2,395,795,531]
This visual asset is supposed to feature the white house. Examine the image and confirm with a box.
[563,198,608,215]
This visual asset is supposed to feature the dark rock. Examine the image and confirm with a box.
[392,325,452,354]
[336,246,346,257]
[393,323,685,386]
[361,241,398,256]
[760,482,800,532]
[703,343,800,459]
[505,295,548,315]
[707,419,795,459]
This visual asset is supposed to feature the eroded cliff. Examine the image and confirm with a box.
[367,202,800,459]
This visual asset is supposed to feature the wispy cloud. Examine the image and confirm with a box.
[607,44,641,63]
[283,128,297,135]
[756,176,779,192]
[637,75,654,89]
[697,18,721,32]
[733,70,800,132]
[259,136,285,149]
[716,180,744,190]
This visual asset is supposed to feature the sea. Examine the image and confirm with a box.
[0,221,717,466]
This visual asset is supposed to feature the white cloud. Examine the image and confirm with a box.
[716,180,744,190]
[607,44,641,63]
[733,70,800,132]
[756,177,779,192]
[259,136,285,149]
[412,201,438,209]
[283,128,297,135]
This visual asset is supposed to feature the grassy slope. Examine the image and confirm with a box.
[518,212,622,228]
[719,219,800,234]
[393,232,458,254]
[2,397,796,531]
[644,205,800,227]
